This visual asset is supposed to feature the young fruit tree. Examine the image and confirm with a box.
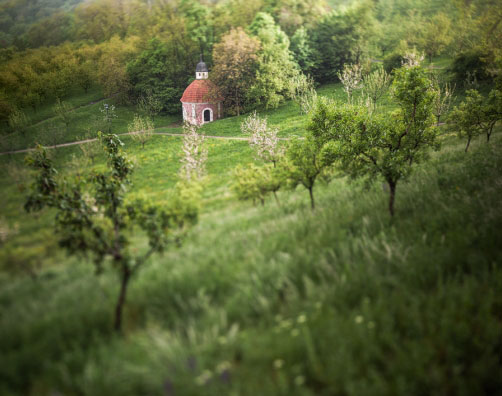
[53,99,73,133]
[232,162,286,206]
[8,108,29,136]
[337,63,362,104]
[138,90,162,121]
[431,78,455,126]
[285,134,332,210]
[291,73,318,115]
[128,114,154,149]
[24,134,197,332]
[448,89,502,152]
[363,66,390,111]
[179,122,208,181]
[241,111,283,167]
[310,66,439,216]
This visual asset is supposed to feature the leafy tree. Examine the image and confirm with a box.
[290,27,318,75]
[310,4,373,83]
[248,12,299,109]
[232,162,285,206]
[180,0,213,57]
[420,13,453,63]
[100,103,117,134]
[128,114,154,149]
[138,90,162,122]
[74,61,94,94]
[363,66,390,111]
[448,89,502,151]
[127,37,194,114]
[211,28,260,116]
[24,134,196,332]
[8,108,29,136]
[53,99,73,133]
[285,134,331,210]
[310,67,439,216]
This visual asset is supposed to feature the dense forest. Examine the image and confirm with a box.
[1,0,501,130]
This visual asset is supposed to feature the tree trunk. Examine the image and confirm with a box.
[437,114,441,126]
[308,186,315,210]
[273,191,280,206]
[388,180,396,217]
[114,265,131,332]
[465,137,471,152]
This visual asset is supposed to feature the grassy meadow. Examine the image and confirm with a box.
[0,76,501,395]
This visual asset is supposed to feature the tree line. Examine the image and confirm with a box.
[1,0,501,132]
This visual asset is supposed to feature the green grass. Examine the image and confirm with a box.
[0,133,501,395]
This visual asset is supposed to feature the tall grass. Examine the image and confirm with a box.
[0,135,501,395]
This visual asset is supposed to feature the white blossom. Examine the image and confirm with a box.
[337,63,363,104]
[179,122,208,181]
[241,112,283,165]
[403,50,425,67]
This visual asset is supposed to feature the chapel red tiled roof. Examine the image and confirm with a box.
[180,79,223,103]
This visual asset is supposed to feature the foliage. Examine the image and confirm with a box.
[53,98,73,132]
[383,52,406,74]
[310,4,373,83]
[241,111,283,166]
[430,73,455,125]
[337,63,363,104]
[128,114,154,149]
[24,134,196,331]
[449,49,491,84]
[179,122,208,182]
[419,13,453,63]
[310,66,439,216]
[248,12,299,109]
[448,89,502,151]
[290,27,318,75]
[100,103,117,133]
[285,134,332,209]
[363,66,390,111]
[138,90,162,122]
[291,73,318,115]
[232,162,286,206]
[211,28,261,116]
[127,37,196,114]
[8,108,29,135]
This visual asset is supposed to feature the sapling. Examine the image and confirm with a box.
[310,66,439,216]
[291,74,318,115]
[363,66,390,111]
[128,114,154,149]
[285,134,332,210]
[53,99,73,132]
[337,63,362,105]
[179,122,208,181]
[24,133,196,332]
[241,111,283,166]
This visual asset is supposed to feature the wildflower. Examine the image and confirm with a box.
[355,315,364,324]
[297,314,307,324]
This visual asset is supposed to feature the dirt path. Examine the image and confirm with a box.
[0,132,264,156]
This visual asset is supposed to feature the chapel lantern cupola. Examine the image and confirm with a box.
[195,55,208,80]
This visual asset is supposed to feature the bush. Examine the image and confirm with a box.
[449,50,490,83]
[383,52,405,74]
